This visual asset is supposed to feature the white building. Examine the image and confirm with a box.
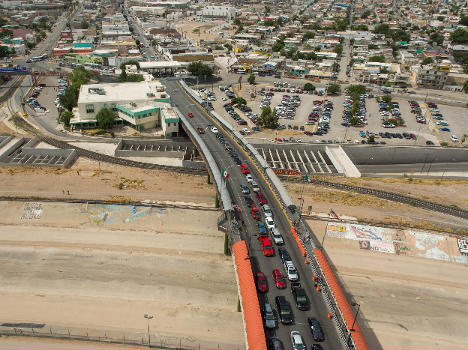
[200,6,238,19]
[72,81,180,136]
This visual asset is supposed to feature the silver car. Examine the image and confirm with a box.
[290,331,306,350]
[264,303,276,329]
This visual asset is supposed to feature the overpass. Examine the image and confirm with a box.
[165,78,369,350]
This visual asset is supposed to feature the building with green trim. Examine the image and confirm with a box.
[72,81,179,137]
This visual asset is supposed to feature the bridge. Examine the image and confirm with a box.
[165,78,369,350]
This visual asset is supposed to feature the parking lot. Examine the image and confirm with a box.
[204,82,468,147]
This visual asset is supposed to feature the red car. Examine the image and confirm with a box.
[240,164,250,174]
[256,272,268,292]
[238,120,247,125]
[256,192,267,205]
[272,269,286,289]
[188,112,194,118]
[197,126,205,134]
[259,236,274,256]
[250,205,260,221]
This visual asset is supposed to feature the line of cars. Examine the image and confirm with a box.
[26,83,48,112]
[210,120,326,350]
[408,100,426,124]
[342,93,367,127]
[240,162,325,349]
[424,102,460,142]
[55,77,68,109]
[276,94,301,120]
[224,102,250,126]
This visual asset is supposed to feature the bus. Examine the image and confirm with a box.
[27,55,48,63]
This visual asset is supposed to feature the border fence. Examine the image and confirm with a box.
[0,325,243,350]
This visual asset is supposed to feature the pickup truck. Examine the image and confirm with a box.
[291,282,310,311]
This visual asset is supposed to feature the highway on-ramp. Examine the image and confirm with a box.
[165,79,346,350]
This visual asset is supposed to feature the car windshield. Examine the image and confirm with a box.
[296,295,307,303]
[280,309,290,315]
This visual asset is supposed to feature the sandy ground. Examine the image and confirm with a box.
[0,158,215,206]
[285,181,468,234]
[0,201,244,349]
[307,220,468,350]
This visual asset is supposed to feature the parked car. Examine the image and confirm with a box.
[188,112,194,118]
[196,126,204,134]
[269,337,284,350]
[265,216,275,230]
[291,282,310,311]
[245,174,253,183]
[240,164,250,174]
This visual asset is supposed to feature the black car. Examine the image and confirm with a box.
[275,296,293,324]
[311,344,324,350]
[269,337,284,350]
[426,140,435,145]
[278,248,291,264]
[291,283,310,311]
[308,317,324,342]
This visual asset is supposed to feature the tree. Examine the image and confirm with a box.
[367,135,375,144]
[258,106,278,129]
[302,31,315,42]
[0,46,8,58]
[233,18,241,26]
[187,61,213,80]
[460,15,468,26]
[272,40,285,52]
[349,116,363,126]
[119,69,128,82]
[224,43,232,51]
[96,108,115,129]
[80,20,89,29]
[231,97,246,106]
[303,82,315,91]
[450,28,468,44]
[135,39,141,47]
[59,88,77,111]
[361,10,371,19]
[60,111,73,127]
[453,51,468,65]
[120,60,140,70]
[327,84,341,95]
[430,32,444,45]
[463,80,468,93]
[333,44,343,55]
[369,55,385,62]
[374,23,390,36]
[25,41,36,50]
[421,57,434,65]
[247,74,256,85]
[347,85,367,99]
[391,29,410,42]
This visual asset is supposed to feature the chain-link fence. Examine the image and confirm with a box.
[0,325,243,350]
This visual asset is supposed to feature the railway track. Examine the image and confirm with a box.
[281,176,468,220]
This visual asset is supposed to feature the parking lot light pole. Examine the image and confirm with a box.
[144,314,153,346]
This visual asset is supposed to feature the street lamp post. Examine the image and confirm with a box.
[144,314,153,346]
[347,302,361,346]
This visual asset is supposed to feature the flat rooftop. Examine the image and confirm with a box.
[139,61,187,69]
[78,81,167,103]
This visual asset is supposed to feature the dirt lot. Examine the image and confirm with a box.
[307,219,468,350]
[0,201,244,349]
[0,158,215,206]
[285,178,468,234]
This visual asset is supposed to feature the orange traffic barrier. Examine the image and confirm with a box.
[316,285,321,292]
[305,258,309,264]
[314,249,369,350]
[313,275,317,281]
[233,241,267,350]
[291,227,306,257]
[328,312,333,319]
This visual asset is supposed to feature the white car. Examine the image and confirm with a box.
[245,174,253,183]
[210,126,218,133]
[270,227,284,245]
[265,217,275,230]
[290,331,306,350]
[284,261,299,281]
[262,204,273,218]
[451,135,459,142]
[252,181,260,192]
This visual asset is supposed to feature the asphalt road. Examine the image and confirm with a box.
[165,79,345,350]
